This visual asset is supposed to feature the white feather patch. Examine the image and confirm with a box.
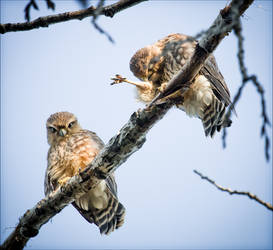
[179,75,213,119]
[75,180,107,210]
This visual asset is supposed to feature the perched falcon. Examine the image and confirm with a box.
[45,112,125,235]
[112,33,233,137]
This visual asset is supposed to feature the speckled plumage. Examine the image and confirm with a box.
[123,33,233,137]
[45,112,125,235]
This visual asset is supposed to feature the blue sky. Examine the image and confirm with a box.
[1,1,272,249]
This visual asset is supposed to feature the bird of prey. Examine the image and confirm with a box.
[45,111,125,235]
[111,33,233,137]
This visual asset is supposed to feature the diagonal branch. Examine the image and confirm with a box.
[149,0,254,105]
[193,170,273,211]
[0,0,147,34]
[1,1,254,249]
[1,103,172,250]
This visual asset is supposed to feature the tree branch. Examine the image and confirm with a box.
[1,1,254,249]
[149,0,254,105]
[193,170,273,211]
[222,19,271,161]
[0,0,147,34]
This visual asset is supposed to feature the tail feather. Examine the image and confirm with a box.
[93,194,124,235]
[72,193,125,235]
[92,194,125,235]
[116,202,126,229]
[202,96,231,137]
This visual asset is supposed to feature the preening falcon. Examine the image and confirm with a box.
[45,112,125,235]
[112,33,233,137]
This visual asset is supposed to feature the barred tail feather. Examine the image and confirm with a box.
[202,96,231,137]
[93,195,125,235]
[72,195,125,235]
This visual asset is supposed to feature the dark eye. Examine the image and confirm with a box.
[48,127,57,133]
[68,121,75,128]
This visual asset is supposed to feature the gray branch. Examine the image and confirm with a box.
[0,0,147,34]
[193,170,273,211]
[0,0,254,249]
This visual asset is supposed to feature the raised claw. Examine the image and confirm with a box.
[110,74,127,85]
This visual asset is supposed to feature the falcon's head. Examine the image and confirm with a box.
[129,45,163,85]
[46,111,82,145]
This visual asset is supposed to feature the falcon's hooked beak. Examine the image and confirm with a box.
[59,128,67,137]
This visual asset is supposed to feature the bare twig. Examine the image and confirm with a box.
[45,0,55,11]
[0,0,147,34]
[24,0,39,22]
[24,0,55,21]
[193,170,273,211]
[222,18,271,161]
[91,0,114,43]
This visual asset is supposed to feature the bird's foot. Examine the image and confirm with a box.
[110,74,127,85]
[111,74,151,91]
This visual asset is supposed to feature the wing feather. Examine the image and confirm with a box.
[200,55,231,107]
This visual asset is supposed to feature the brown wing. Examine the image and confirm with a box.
[44,148,58,196]
[68,130,125,235]
[155,34,233,110]
[45,130,125,234]
[150,33,197,85]
[154,34,233,136]
[200,55,231,107]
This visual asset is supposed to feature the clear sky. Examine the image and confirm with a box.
[1,1,272,249]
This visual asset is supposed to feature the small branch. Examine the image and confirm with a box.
[91,0,114,43]
[193,170,273,211]
[24,0,56,22]
[0,0,147,34]
[45,0,55,11]
[222,19,271,161]
[24,0,39,22]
